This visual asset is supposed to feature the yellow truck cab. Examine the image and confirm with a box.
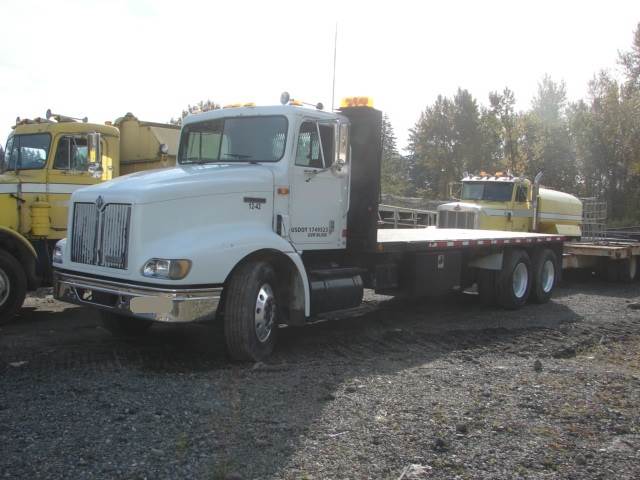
[0,111,179,322]
[438,172,583,236]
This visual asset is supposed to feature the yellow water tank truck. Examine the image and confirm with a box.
[437,172,583,237]
[0,110,179,322]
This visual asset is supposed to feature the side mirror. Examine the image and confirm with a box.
[87,133,102,178]
[335,122,349,167]
[88,162,103,179]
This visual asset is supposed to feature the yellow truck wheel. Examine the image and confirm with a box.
[0,250,27,324]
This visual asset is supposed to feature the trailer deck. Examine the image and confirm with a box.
[377,227,565,252]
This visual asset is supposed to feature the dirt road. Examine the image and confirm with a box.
[1,277,639,479]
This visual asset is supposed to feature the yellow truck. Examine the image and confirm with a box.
[0,111,179,322]
[438,172,582,236]
[438,172,639,282]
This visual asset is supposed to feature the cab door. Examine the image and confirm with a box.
[47,134,101,237]
[289,119,349,250]
[511,183,531,231]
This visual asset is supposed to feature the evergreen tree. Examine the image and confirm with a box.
[380,114,408,195]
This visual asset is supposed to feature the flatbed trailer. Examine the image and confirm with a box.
[562,240,640,282]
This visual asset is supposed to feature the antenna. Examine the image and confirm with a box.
[331,22,338,111]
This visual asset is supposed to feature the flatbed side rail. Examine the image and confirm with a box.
[378,204,437,229]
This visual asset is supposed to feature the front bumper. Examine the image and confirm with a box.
[54,270,222,323]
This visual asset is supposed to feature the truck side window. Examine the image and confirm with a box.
[54,136,89,171]
[318,123,334,167]
[515,184,528,203]
[296,121,323,168]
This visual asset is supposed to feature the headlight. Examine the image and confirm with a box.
[52,239,66,265]
[142,258,191,280]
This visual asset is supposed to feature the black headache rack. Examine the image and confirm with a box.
[339,106,383,253]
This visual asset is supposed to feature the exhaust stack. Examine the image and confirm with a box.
[532,171,544,232]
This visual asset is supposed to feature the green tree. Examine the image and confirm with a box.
[489,87,518,172]
[407,95,457,198]
[170,99,220,125]
[523,75,577,191]
[380,114,409,195]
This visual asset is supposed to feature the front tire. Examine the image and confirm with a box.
[224,261,279,362]
[100,311,153,337]
[0,250,27,325]
[530,249,558,304]
[496,249,532,310]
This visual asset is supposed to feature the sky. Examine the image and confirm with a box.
[1,0,639,151]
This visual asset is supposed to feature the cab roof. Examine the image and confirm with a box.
[11,121,119,138]
[182,104,347,127]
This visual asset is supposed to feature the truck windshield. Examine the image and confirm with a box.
[461,182,514,202]
[2,134,51,171]
[179,116,287,164]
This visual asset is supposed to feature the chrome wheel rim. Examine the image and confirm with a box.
[512,262,528,299]
[541,259,555,293]
[0,268,9,306]
[255,283,276,343]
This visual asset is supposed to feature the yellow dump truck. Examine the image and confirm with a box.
[0,111,179,322]
[438,172,582,236]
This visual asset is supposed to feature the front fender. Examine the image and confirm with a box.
[140,225,311,315]
[0,226,38,258]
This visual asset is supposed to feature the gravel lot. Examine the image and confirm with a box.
[1,276,639,479]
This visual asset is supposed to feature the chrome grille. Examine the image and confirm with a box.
[438,210,477,229]
[71,202,131,269]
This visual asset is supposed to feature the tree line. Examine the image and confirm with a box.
[382,23,640,223]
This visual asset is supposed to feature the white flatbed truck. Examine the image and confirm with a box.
[53,95,567,361]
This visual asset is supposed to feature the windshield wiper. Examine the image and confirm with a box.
[223,153,253,160]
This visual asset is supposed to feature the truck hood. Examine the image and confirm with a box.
[437,202,483,212]
[73,163,274,204]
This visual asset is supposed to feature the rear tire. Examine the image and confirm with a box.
[496,249,532,310]
[100,311,153,337]
[530,249,558,304]
[0,250,27,325]
[224,261,279,362]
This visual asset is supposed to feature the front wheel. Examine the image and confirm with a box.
[496,249,532,310]
[0,250,27,325]
[530,249,558,304]
[100,311,153,337]
[224,261,279,362]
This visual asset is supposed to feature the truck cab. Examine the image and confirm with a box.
[438,173,533,231]
[438,172,582,236]
[0,112,179,322]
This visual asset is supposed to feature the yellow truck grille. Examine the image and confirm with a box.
[71,202,131,270]
[438,210,477,229]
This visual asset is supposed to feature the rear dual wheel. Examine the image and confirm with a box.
[530,249,558,304]
[478,248,558,309]
[496,249,532,309]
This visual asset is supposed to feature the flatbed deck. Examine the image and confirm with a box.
[377,227,564,252]
[564,240,640,259]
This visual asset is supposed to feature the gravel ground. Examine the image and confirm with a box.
[1,275,640,479]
